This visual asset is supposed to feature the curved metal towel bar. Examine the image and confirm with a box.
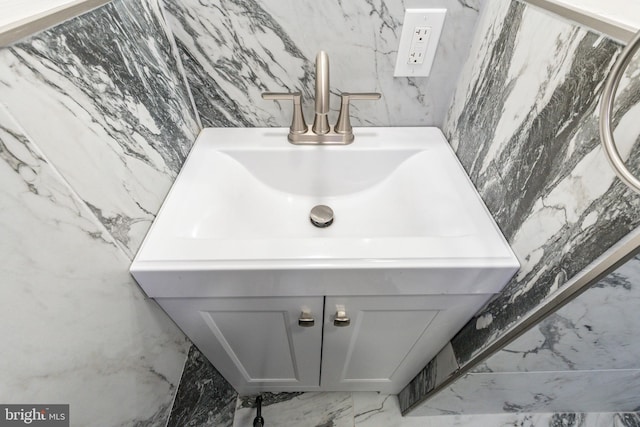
[599,29,640,193]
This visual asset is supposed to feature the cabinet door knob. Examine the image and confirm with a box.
[334,309,350,327]
[298,311,315,327]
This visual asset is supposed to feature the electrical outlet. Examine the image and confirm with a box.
[394,9,446,77]
[408,27,431,64]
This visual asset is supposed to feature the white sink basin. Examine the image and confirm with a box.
[131,127,518,297]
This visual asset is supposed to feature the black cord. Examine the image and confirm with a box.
[253,395,264,427]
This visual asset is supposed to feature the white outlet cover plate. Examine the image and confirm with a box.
[394,8,446,77]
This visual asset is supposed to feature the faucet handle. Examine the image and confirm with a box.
[335,92,382,134]
[262,92,308,134]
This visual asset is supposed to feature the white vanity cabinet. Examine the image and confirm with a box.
[130,127,520,395]
[156,293,490,394]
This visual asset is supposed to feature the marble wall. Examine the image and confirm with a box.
[4,0,635,423]
[0,0,203,425]
[401,0,640,414]
[167,347,238,427]
[410,254,640,415]
[160,0,484,128]
[447,0,640,365]
[0,0,200,257]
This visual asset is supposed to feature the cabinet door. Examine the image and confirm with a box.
[157,296,323,394]
[321,295,489,393]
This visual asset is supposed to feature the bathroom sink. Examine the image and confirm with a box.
[131,127,519,298]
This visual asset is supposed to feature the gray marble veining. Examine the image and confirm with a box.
[236,392,304,411]
[410,369,640,416]
[403,245,640,417]
[232,392,353,427]
[167,346,238,427]
[398,343,458,413]
[357,391,640,426]
[408,254,640,416]
[618,414,640,427]
[161,0,484,128]
[0,0,201,424]
[0,103,189,426]
[446,0,640,370]
[226,390,640,426]
[401,0,640,415]
[475,255,640,373]
[0,0,200,257]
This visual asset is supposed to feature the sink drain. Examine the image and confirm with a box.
[310,205,334,228]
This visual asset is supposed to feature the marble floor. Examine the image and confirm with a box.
[228,392,640,427]
[166,348,640,426]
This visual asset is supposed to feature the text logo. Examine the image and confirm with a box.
[0,405,68,426]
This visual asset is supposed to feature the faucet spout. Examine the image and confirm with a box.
[312,50,331,134]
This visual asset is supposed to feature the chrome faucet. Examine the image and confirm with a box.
[262,50,381,145]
